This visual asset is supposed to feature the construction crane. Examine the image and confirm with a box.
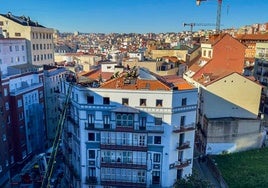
[183,22,217,32]
[196,0,223,33]
[41,77,74,188]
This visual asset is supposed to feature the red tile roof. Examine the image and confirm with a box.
[235,34,268,41]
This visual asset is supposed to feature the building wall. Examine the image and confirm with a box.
[0,38,27,75]
[61,82,197,188]
[194,34,246,79]
[8,71,45,167]
[150,50,188,61]
[123,60,180,76]
[0,14,54,66]
[206,119,262,154]
[0,79,10,186]
[205,73,262,117]
[197,73,262,154]
[43,67,67,147]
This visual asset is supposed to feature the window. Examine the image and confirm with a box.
[88,150,95,159]
[88,114,95,125]
[21,45,25,51]
[122,98,129,105]
[2,134,6,141]
[140,99,146,106]
[103,97,110,105]
[39,91,43,98]
[15,32,21,37]
[87,96,94,104]
[88,133,95,141]
[140,117,146,128]
[153,153,161,163]
[18,99,22,107]
[155,117,162,125]
[88,167,96,177]
[154,136,161,144]
[156,99,162,107]
[208,50,212,58]
[11,57,13,63]
[203,50,206,57]
[9,46,12,52]
[103,115,110,125]
[137,171,146,183]
[152,171,160,184]
[5,102,9,110]
[15,45,19,51]
[7,116,10,124]
[0,21,3,26]
[19,112,24,120]
[139,135,146,146]
[181,98,187,106]
[116,113,133,127]
[180,116,185,126]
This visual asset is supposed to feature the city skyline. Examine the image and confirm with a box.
[1,0,268,34]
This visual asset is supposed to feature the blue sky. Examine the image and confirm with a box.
[1,0,268,33]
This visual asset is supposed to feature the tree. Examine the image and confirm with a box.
[174,170,212,188]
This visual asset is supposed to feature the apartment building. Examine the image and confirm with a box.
[184,33,246,87]
[0,38,27,75]
[43,65,68,147]
[235,33,268,65]
[60,67,198,188]
[253,42,268,122]
[0,70,9,188]
[2,64,45,176]
[196,72,262,154]
[0,37,29,186]
[0,12,54,66]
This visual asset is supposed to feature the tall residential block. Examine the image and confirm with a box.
[0,12,54,66]
[60,67,198,188]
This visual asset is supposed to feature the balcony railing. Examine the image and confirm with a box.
[85,176,97,185]
[169,159,191,169]
[100,144,147,151]
[100,161,147,169]
[176,141,191,150]
[101,180,146,187]
[173,123,195,133]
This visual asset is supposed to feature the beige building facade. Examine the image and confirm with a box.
[0,12,54,66]
[197,72,263,154]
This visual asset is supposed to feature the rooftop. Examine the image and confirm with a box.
[0,12,44,27]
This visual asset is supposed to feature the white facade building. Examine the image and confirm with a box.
[0,38,27,75]
[60,67,198,188]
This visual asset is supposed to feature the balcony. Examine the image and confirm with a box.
[100,144,147,151]
[173,123,195,133]
[101,180,146,187]
[176,141,191,150]
[85,123,95,130]
[169,159,191,169]
[146,125,164,133]
[116,126,134,132]
[100,161,147,169]
[85,176,97,185]
[104,124,111,129]
[68,116,78,125]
